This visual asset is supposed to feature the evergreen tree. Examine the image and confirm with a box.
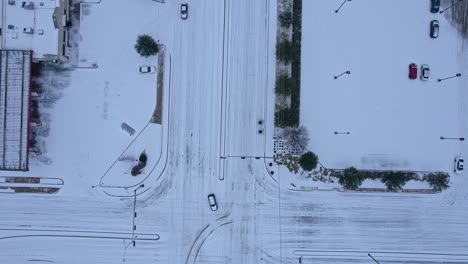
[299,151,318,171]
[339,167,364,190]
[135,35,159,57]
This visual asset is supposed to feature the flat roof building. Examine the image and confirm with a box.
[0,50,32,171]
[0,0,70,63]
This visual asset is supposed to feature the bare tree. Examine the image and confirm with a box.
[282,126,309,149]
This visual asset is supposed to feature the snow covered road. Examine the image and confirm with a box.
[1,0,468,263]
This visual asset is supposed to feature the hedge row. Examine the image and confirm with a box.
[338,168,450,192]
[275,0,302,128]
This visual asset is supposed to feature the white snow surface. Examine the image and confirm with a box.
[301,0,465,173]
[0,0,468,264]
[1,0,60,60]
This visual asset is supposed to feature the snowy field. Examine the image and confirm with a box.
[301,0,466,173]
[1,0,468,264]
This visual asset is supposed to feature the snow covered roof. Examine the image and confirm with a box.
[0,50,31,171]
[0,0,69,62]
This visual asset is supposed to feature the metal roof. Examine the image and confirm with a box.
[0,50,31,171]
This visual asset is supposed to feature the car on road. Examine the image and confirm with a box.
[455,157,464,174]
[431,0,440,13]
[430,20,439,38]
[180,3,188,20]
[420,64,430,80]
[139,66,156,73]
[207,194,218,211]
[409,63,417,79]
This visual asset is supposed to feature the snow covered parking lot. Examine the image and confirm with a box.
[301,0,466,173]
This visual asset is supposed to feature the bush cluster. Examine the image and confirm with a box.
[425,172,450,192]
[339,167,364,190]
[381,171,408,191]
[275,73,293,96]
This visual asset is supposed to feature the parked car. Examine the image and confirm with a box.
[454,157,464,174]
[420,64,430,80]
[207,194,218,211]
[431,0,440,13]
[139,66,156,73]
[409,63,417,79]
[430,20,439,38]
[180,3,188,20]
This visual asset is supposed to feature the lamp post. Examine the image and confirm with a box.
[437,73,462,82]
[334,131,350,135]
[368,254,381,264]
[131,184,145,246]
[334,70,351,79]
[440,136,464,141]
[335,0,352,13]
[440,0,464,14]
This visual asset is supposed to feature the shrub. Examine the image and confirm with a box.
[139,152,148,163]
[339,167,364,190]
[277,153,300,174]
[275,107,299,128]
[275,73,293,96]
[279,10,293,28]
[425,172,450,192]
[135,35,159,57]
[276,39,295,64]
[381,171,408,191]
[32,63,42,76]
[299,151,318,171]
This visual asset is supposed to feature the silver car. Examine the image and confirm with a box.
[455,157,464,174]
[430,20,439,38]
[420,64,430,80]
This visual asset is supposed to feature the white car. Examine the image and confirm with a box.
[139,66,156,73]
[180,3,188,20]
[454,157,464,174]
[420,64,430,80]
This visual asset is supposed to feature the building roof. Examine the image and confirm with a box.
[0,50,31,171]
[0,0,67,61]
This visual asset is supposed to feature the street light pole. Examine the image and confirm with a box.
[440,0,464,14]
[334,70,351,79]
[368,254,381,264]
[334,131,350,135]
[335,0,352,13]
[437,73,462,82]
[440,136,465,141]
[131,184,145,246]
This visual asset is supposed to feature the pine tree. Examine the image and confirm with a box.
[299,151,318,171]
[135,35,159,57]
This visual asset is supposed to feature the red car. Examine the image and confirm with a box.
[180,3,188,20]
[409,63,417,79]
